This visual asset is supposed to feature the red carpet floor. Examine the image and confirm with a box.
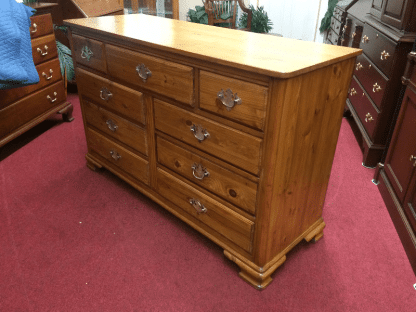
[1,92,415,311]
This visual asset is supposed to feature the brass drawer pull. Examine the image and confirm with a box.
[47,92,57,102]
[349,88,357,96]
[410,155,416,167]
[136,63,152,82]
[37,45,48,56]
[189,198,207,214]
[380,50,390,60]
[365,113,374,122]
[81,46,93,61]
[372,82,382,93]
[42,69,53,80]
[351,32,356,38]
[110,150,121,161]
[191,163,210,180]
[30,23,37,33]
[100,87,113,101]
[190,124,210,142]
[362,35,369,43]
[355,62,363,71]
[217,88,242,111]
[106,119,118,132]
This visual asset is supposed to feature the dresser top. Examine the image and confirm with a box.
[64,14,361,78]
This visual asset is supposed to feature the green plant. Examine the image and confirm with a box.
[54,25,75,82]
[319,0,339,33]
[239,5,273,33]
[187,5,208,24]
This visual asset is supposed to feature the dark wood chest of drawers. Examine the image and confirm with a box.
[65,14,360,289]
[0,12,73,148]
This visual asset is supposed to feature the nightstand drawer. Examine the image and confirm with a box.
[31,34,57,65]
[157,136,257,214]
[72,35,107,73]
[348,77,379,139]
[76,68,146,125]
[157,168,254,253]
[354,54,388,109]
[30,14,53,39]
[199,71,268,130]
[154,99,262,176]
[83,100,148,156]
[87,128,149,185]
[106,44,194,106]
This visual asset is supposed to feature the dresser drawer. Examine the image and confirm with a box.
[361,24,396,78]
[83,100,148,156]
[0,81,65,138]
[106,44,194,106]
[154,99,262,175]
[199,71,268,130]
[76,68,145,125]
[0,58,61,108]
[30,14,53,39]
[157,168,254,253]
[354,54,388,109]
[72,35,107,73]
[157,136,257,214]
[31,34,58,65]
[348,77,379,139]
[87,128,149,185]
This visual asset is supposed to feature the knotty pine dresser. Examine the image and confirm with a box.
[64,14,361,289]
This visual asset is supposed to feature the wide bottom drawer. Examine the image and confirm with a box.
[156,168,254,253]
[86,127,149,185]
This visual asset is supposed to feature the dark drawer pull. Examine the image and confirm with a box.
[217,88,242,111]
[37,45,48,56]
[42,69,53,80]
[47,92,57,102]
[81,46,93,61]
[191,163,210,180]
[110,150,121,161]
[189,198,207,214]
[106,119,118,132]
[190,124,210,142]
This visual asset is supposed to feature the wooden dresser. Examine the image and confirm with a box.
[0,12,73,148]
[373,51,416,275]
[64,14,360,289]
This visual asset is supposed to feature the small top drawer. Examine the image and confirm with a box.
[72,34,107,73]
[360,24,396,78]
[154,99,262,176]
[30,14,53,39]
[199,71,268,131]
[106,44,195,106]
[354,54,388,109]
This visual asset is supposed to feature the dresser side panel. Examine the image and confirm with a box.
[254,58,356,266]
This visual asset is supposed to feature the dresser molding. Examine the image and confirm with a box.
[65,14,360,289]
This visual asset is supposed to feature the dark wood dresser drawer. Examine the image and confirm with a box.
[156,136,258,214]
[72,34,107,73]
[199,71,268,130]
[154,99,262,176]
[83,100,148,156]
[156,168,254,253]
[76,68,146,125]
[87,128,149,185]
[106,44,195,106]
[354,54,388,109]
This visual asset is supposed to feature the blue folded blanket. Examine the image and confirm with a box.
[0,0,39,90]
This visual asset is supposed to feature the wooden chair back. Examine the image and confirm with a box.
[204,0,252,31]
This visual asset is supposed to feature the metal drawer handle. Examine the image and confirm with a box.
[191,163,210,180]
[81,46,93,61]
[100,87,113,101]
[136,64,152,82]
[110,150,121,161]
[410,155,416,167]
[189,198,207,214]
[372,82,382,93]
[355,62,363,71]
[349,88,357,96]
[190,124,210,142]
[42,69,53,80]
[381,50,390,60]
[106,119,118,132]
[351,32,356,38]
[30,23,37,33]
[365,113,374,122]
[47,92,57,102]
[362,35,369,43]
[217,88,242,111]
[37,45,48,56]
